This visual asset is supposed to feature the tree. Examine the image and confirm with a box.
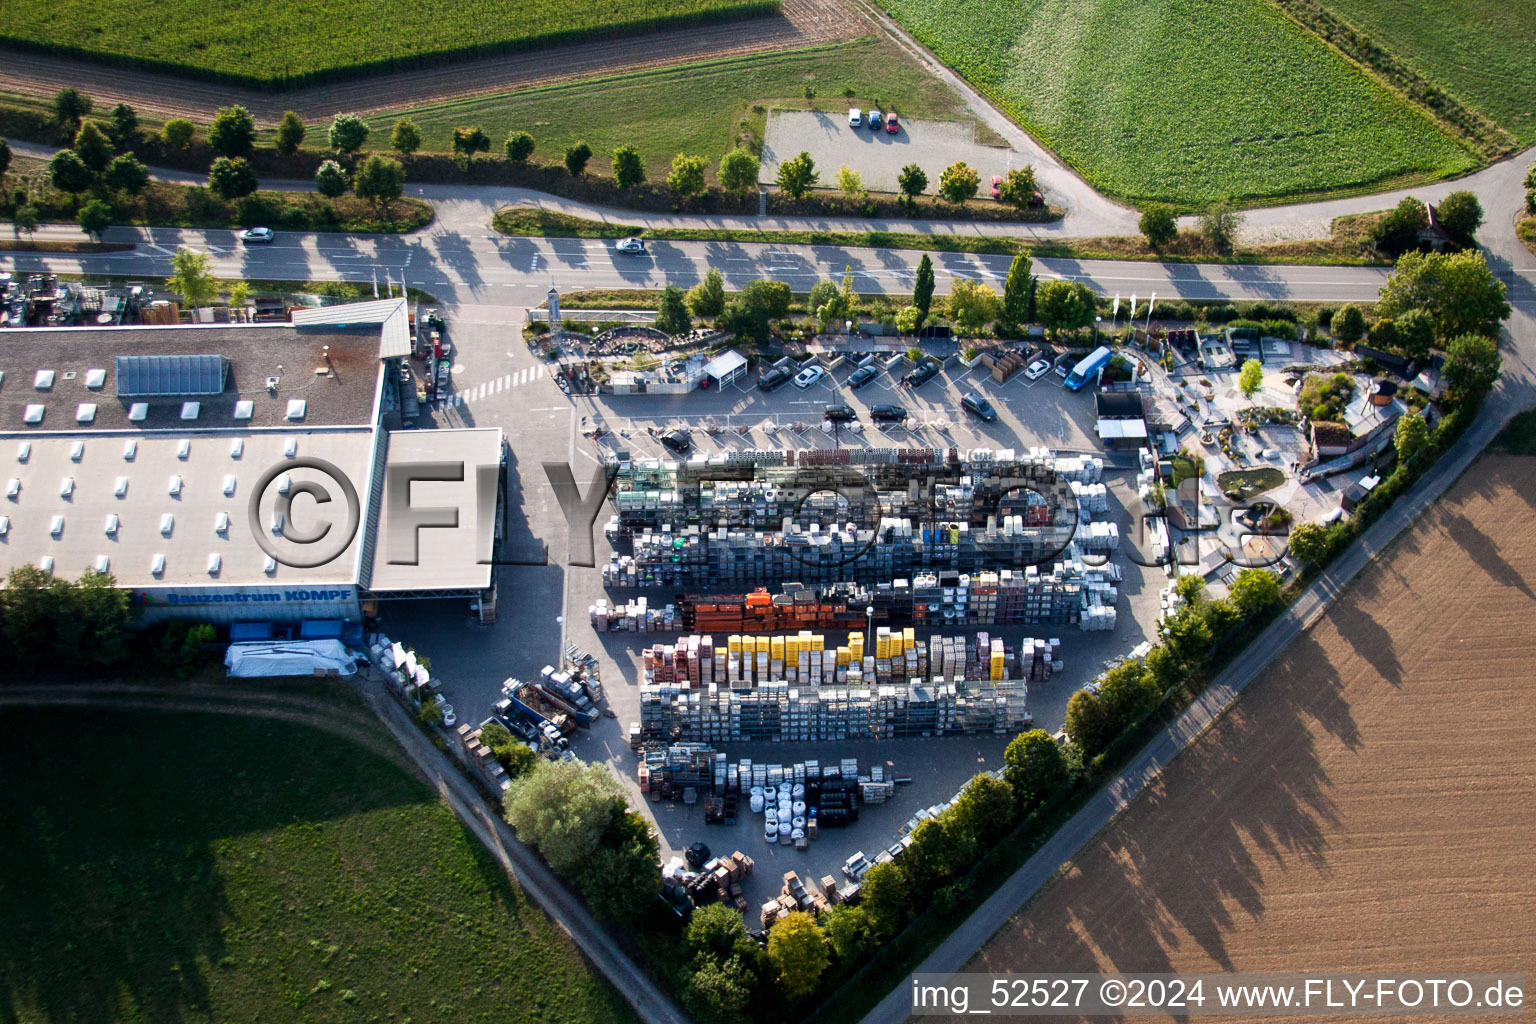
[564,141,593,177]
[227,280,251,310]
[682,957,753,1024]
[390,118,422,157]
[503,131,534,163]
[687,902,755,965]
[53,87,92,130]
[1374,196,1429,255]
[718,147,758,196]
[903,815,974,890]
[655,284,691,336]
[821,905,871,961]
[1140,202,1177,249]
[725,279,791,342]
[73,121,114,173]
[48,149,94,195]
[76,199,112,241]
[775,151,819,200]
[836,165,866,199]
[611,145,646,189]
[686,267,726,318]
[895,305,921,334]
[353,155,404,214]
[70,570,134,666]
[325,113,370,157]
[1036,279,1096,332]
[1238,358,1263,396]
[1097,662,1160,733]
[1392,308,1436,362]
[1004,729,1068,810]
[857,860,912,940]
[1287,521,1330,565]
[576,810,659,920]
[667,153,708,201]
[1200,203,1242,253]
[1394,411,1430,462]
[207,156,257,201]
[1333,303,1366,344]
[812,272,853,330]
[948,772,1015,845]
[2,566,70,671]
[1442,332,1502,402]
[208,105,256,158]
[946,279,999,332]
[897,163,927,205]
[451,126,491,161]
[167,247,217,308]
[0,137,9,177]
[1436,191,1482,245]
[766,912,829,998]
[937,161,979,204]
[504,758,626,875]
[1001,252,1036,331]
[314,159,349,201]
[162,118,194,150]
[1064,689,1115,757]
[107,102,138,147]
[105,153,149,195]
[1376,250,1510,341]
[275,110,306,155]
[995,165,1038,211]
[12,204,39,239]
[913,253,935,324]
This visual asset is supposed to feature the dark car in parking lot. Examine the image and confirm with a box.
[823,405,857,423]
[758,366,793,391]
[902,362,940,388]
[660,428,693,454]
[869,405,908,424]
[961,392,998,422]
[848,364,881,389]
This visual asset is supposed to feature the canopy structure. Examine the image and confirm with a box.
[1095,419,1148,440]
[225,640,358,677]
[703,349,748,388]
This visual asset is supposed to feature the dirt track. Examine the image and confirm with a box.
[0,0,863,124]
[947,455,1536,1021]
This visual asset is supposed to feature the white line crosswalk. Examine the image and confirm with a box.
[442,365,546,407]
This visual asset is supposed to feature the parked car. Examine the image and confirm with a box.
[758,366,793,391]
[867,110,883,131]
[659,428,693,455]
[869,405,908,424]
[1025,358,1051,381]
[793,365,826,389]
[885,111,899,134]
[848,364,881,389]
[848,107,862,128]
[239,227,274,244]
[823,404,856,423]
[990,175,1003,200]
[902,362,940,388]
[615,237,647,254]
[961,392,998,422]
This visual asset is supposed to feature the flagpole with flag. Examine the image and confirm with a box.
[1146,292,1156,330]
[1112,293,1121,331]
[1129,293,1138,323]
[372,268,379,299]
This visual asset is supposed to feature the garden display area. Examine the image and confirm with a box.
[872,0,1477,205]
[0,697,636,1024]
[0,0,774,86]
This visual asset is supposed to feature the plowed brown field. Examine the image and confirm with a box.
[947,455,1536,1021]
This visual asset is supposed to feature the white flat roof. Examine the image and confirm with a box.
[369,428,503,593]
[1096,419,1148,440]
[2,431,373,587]
[703,349,748,380]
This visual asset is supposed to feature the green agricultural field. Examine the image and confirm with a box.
[358,39,976,180]
[0,699,638,1024]
[873,0,1477,206]
[1313,0,1536,143]
[0,0,773,86]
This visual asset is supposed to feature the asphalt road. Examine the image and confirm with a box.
[1,226,1399,310]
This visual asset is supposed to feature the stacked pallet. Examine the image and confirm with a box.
[589,597,679,632]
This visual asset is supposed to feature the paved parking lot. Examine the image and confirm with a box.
[399,318,1163,911]
[761,110,1022,194]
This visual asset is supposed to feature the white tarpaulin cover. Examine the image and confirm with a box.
[225,640,358,677]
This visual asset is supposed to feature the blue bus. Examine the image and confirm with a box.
[1064,346,1113,391]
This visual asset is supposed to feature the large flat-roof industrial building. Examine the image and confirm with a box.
[1,300,507,624]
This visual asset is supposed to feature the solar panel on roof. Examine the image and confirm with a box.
[114,354,227,397]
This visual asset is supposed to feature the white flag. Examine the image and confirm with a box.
[1147,292,1156,320]
[1112,293,1121,318]
[1129,293,1138,320]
